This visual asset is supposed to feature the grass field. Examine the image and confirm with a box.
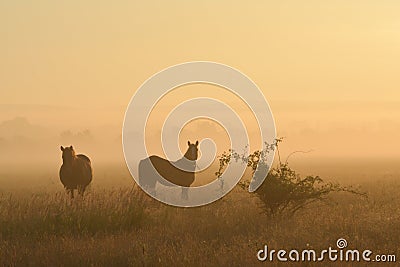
[0,164,399,266]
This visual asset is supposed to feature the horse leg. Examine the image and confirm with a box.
[146,184,156,197]
[140,176,157,197]
[78,185,85,197]
[181,187,188,200]
[67,188,74,199]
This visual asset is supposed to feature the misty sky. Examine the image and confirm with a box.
[1,1,400,163]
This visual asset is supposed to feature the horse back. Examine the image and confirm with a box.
[77,154,91,164]
[145,155,195,187]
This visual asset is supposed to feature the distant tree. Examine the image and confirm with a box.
[76,129,93,141]
[60,129,93,143]
[60,130,73,140]
[216,138,366,217]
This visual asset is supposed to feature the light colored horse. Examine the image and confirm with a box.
[59,145,93,198]
[139,141,199,200]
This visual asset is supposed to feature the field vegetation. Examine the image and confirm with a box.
[0,153,399,266]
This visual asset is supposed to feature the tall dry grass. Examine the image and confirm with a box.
[0,178,399,266]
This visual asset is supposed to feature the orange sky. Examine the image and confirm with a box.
[1,1,400,162]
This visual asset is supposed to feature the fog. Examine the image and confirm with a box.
[1,97,399,192]
[1,1,400,191]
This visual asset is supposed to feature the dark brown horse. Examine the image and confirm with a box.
[59,145,93,198]
[139,141,199,200]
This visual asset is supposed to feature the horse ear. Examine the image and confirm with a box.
[188,141,190,146]
[195,140,199,146]
[60,146,64,151]
[70,145,73,150]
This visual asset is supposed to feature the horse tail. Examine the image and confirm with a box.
[139,157,158,192]
[138,158,148,187]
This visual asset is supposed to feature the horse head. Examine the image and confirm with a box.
[61,145,76,164]
[185,141,199,161]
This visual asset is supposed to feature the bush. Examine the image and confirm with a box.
[215,138,366,217]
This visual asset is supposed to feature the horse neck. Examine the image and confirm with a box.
[63,155,77,166]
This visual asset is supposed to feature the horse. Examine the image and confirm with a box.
[59,145,93,198]
[138,141,199,200]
